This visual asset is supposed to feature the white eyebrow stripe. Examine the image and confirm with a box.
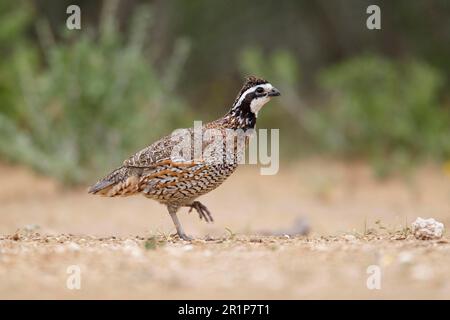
[233,83,273,108]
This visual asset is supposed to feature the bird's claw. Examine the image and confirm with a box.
[170,232,193,241]
[188,201,214,223]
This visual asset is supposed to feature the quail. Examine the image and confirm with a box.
[88,76,280,240]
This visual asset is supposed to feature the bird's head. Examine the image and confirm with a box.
[227,76,280,128]
[234,76,281,116]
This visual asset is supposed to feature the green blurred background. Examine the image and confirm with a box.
[0,0,449,185]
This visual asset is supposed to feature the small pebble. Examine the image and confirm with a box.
[343,234,356,241]
[411,217,444,240]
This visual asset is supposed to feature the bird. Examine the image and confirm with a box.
[88,76,280,240]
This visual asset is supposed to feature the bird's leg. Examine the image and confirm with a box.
[186,201,214,223]
[167,206,193,241]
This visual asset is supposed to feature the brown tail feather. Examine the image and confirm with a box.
[88,166,141,197]
[87,179,115,194]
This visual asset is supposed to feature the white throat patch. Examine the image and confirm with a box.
[250,95,271,117]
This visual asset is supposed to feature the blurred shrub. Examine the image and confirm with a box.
[0,1,33,119]
[308,55,449,176]
[0,3,190,184]
[240,49,450,175]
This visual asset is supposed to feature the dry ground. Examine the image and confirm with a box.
[0,160,449,299]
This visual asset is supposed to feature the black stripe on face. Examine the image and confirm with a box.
[230,91,257,128]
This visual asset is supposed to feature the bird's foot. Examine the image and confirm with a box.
[188,201,214,223]
[171,232,193,241]
[178,233,194,241]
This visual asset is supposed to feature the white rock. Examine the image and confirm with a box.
[411,217,444,240]
[123,239,138,247]
[343,234,357,241]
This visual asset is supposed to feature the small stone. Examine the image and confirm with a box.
[343,234,356,241]
[411,217,444,240]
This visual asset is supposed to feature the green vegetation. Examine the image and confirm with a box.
[0,3,189,184]
[310,55,450,175]
[240,49,450,176]
[0,0,449,184]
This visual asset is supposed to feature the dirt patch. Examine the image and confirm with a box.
[0,160,449,299]
[1,231,449,299]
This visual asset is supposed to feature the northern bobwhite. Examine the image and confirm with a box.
[88,76,280,240]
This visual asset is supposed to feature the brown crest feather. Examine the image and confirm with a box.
[238,76,268,96]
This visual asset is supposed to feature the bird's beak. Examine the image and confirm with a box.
[268,87,281,97]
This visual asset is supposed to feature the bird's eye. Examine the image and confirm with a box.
[256,87,264,93]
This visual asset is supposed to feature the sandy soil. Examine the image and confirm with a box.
[0,160,449,299]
